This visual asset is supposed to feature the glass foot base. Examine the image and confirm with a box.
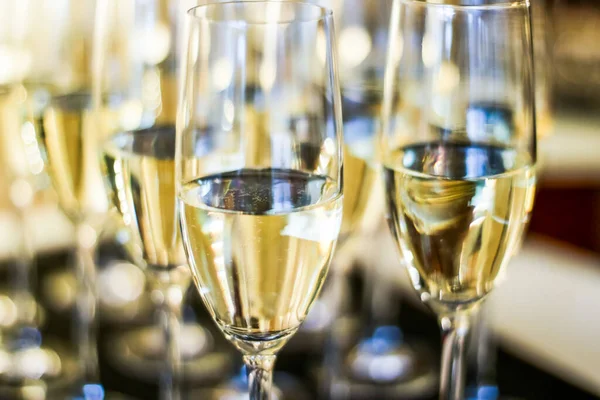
[190,371,311,400]
[105,324,233,383]
[465,385,525,400]
[345,332,425,383]
[313,325,438,400]
[328,362,438,400]
[328,373,438,400]
[67,384,137,400]
[339,333,438,399]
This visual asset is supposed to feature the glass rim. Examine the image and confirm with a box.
[186,1,333,25]
[397,0,530,11]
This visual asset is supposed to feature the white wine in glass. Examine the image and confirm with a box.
[42,93,117,222]
[32,1,112,390]
[385,143,535,306]
[381,1,537,399]
[177,3,344,399]
[103,127,185,269]
[180,168,342,349]
[341,86,383,236]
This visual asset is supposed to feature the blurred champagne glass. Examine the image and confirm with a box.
[306,1,439,398]
[100,1,233,398]
[22,0,139,397]
[0,2,83,398]
[298,0,386,343]
[35,2,109,394]
[293,0,390,370]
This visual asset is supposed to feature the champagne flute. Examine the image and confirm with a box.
[305,0,436,397]
[381,1,537,399]
[99,1,231,396]
[468,1,552,398]
[177,2,344,399]
[294,0,390,367]
[33,1,110,393]
[12,0,107,391]
[0,31,80,396]
[29,1,145,396]
[103,126,189,399]
[300,0,387,335]
[333,0,411,367]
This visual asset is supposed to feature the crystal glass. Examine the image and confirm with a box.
[306,0,437,397]
[0,3,80,395]
[177,2,343,399]
[22,0,192,397]
[303,0,389,329]
[381,1,537,399]
[24,0,109,393]
[98,0,224,398]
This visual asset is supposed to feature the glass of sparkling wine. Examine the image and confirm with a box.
[32,0,110,392]
[99,0,224,397]
[177,2,344,399]
[380,1,537,399]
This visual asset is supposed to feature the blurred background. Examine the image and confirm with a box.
[0,0,599,399]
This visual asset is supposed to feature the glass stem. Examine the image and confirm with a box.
[362,257,398,331]
[14,205,35,318]
[474,305,498,388]
[439,309,476,400]
[149,269,188,400]
[243,354,276,400]
[320,236,353,398]
[8,180,38,348]
[74,221,100,383]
